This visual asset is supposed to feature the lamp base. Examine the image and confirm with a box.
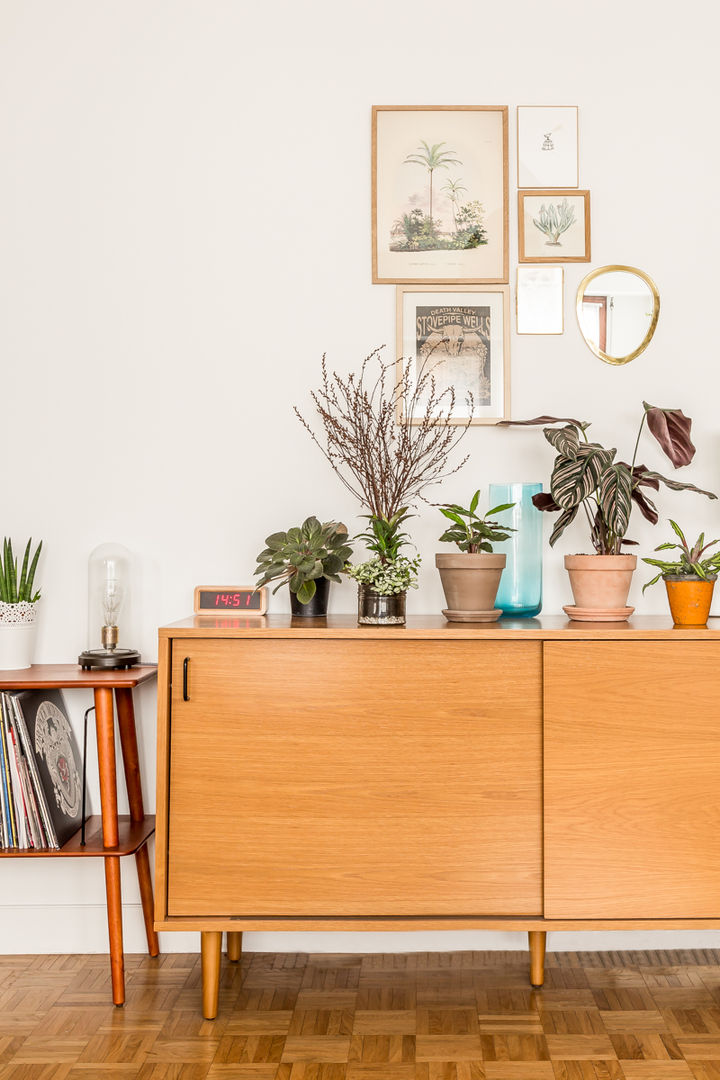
[78,647,141,670]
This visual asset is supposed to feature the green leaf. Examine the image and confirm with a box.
[469,489,480,514]
[598,463,633,540]
[642,572,663,593]
[639,470,717,499]
[486,502,515,516]
[549,504,579,546]
[544,425,580,458]
[550,446,613,510]
[295,579,317,604]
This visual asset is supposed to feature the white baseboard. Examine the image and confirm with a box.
[1,904,719,954]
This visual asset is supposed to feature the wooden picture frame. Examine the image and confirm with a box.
[518,189,590,263]
[517,105,579,188]
[396,284,510,425]
[373,106,509,284]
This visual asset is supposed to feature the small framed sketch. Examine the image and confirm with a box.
[518,190,590,263]
[396,284,510,425]
[516,267,564,334]
[517,105,578,188]
[373,105,509,284]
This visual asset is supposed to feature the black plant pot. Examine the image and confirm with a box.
[289,576,330,618]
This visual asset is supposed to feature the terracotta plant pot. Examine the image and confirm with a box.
[664,576,716,627]
[563,554,637,622]
[435,553,506,622]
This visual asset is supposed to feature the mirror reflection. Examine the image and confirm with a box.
[576,265,660,365]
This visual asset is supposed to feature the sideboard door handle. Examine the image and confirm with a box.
[183,657,190,701]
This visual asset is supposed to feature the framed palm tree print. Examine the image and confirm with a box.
[372,106,509,284]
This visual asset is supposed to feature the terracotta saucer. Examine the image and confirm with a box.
[442,608,503,623]
[563,604,634,622]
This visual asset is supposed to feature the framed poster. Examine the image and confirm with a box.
[516,266,564,334]
[396,285,510,425]
[517,105,578,188]
[518,190,590,262]
[373,106,509,284]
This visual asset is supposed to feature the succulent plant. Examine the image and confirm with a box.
[533,198,576,244]
[255,517,352,604]
[0,538,42,604]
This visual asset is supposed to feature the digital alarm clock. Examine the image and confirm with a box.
[193,586,268,616]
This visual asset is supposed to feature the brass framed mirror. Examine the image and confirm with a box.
[576,265,660,366]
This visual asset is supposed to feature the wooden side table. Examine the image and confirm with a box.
[0,664,159,1005]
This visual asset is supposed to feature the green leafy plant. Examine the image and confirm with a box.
[533,198,576,245]
[0,538,42,604]
[356,508,413,562]
[438,490,515,553]
[345,554,421,596]
[642,520,720,592]
[502,403,716,554]
[254,517,352,605]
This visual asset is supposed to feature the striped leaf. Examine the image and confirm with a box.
[598,463,633,539]
[543,425,580,458]
[550,445,614,511]
[549,504,579,547]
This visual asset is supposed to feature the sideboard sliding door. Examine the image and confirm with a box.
[544,641,720,919]
[167,638,543,918]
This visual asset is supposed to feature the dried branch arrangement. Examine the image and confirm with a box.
[294,346,472,521]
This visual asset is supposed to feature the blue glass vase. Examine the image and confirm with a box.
[488,482,543,617]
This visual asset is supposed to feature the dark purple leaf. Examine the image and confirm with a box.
[532,491,560,512]
[620,538,640,546]
[643,402,696,468]
[631,487,659,524]
[639,469,716,499]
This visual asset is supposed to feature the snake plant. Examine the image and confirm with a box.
[0,538,43,603]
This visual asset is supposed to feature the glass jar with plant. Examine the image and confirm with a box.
[254,517,352,618]
[295,347,472,625]
[503,403,716,620]
[344,509,421,625]
[0,538,43,670]
[642,520,720,626]
[435,490,515,622]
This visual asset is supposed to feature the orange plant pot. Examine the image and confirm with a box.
[664,576,716,626]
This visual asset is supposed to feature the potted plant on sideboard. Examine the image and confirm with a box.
[0,538,43,670]
[642,519,720,626]
[503,403,716,620]
[435,489,516,622]
[295,347,472,625]
[254,517,352,617]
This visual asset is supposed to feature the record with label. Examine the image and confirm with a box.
[15,689,85,847]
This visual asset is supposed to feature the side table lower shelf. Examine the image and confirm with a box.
[0,814,155,857]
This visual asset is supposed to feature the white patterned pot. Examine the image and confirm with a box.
[0,601,39,670]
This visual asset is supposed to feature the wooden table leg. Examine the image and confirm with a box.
[115,687,160,957]
[201,931,222,1019]
[227,931,242,962]
[528,930,546,988]
[94,687,125,1006]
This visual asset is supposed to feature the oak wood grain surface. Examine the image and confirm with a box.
[544,641,720,919]
[166,639,542,917]
[3,948,720,1078]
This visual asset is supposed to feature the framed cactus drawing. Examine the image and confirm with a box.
[518,189,590,262]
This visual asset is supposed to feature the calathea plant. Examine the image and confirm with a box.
[255,517,352,604]
[504,403,716,554]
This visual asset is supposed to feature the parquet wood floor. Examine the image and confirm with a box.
[4,950,720,1078]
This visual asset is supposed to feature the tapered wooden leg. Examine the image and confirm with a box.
[95,688,125,1006]
[115,688,160,958]
[529,930,546,988]
[201,931,222,1019]
[227,931,243,962]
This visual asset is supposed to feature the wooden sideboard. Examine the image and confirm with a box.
[155,615,720,1018]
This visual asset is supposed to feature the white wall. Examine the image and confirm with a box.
[1,0,718,954]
